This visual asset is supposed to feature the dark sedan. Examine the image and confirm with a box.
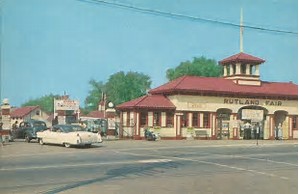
[12,120,47,142]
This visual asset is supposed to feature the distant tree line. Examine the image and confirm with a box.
[21,56,222,113]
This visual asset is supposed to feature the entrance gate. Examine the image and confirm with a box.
[216,109,232,140]
[238,106,268,140]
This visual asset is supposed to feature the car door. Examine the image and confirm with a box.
[18,122,29,138]
[47,126,60,144]
[40,129,51,143]
[14,122,24,138]
[54,127,65,144]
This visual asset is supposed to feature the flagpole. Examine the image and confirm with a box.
[240,8,244,52]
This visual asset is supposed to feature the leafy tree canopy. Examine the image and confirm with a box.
[21,94,61,113]
[166,56,223,81]
[84,79,105,113]
[105,71,151,105]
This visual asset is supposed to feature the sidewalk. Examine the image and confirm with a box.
[101,138,298,150]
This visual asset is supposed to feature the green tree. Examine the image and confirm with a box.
[21,94,61,113]
[166,56,223,81]
[84,79,105,113]
[105,71,151,105]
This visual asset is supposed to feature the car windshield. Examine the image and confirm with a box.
[60,125,84,133]
[33,121,46,127]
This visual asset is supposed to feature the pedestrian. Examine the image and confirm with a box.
[12,121,18,130]
[52,116,58,126]
[0,122,3,146]
[256,123,261,139]
[278,123,283,140]
[11,121,18,139]
[243,122,251,139]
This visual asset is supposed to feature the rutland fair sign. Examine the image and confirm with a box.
[54,99,80,111]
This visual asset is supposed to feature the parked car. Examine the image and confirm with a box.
[37,124,103,148]
[12,120,47,142]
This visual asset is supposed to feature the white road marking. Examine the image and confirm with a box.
[0,159,171,171]
[115,143,298,152]
[137,159,172,163]
[188,151,298,167]
[235,155,298,166]
[0,142,296,158]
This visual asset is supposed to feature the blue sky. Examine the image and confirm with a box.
[1,0,298,107]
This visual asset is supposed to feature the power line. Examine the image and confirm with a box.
[76,0,297,35]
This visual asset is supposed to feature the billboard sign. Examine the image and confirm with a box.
[54,99,79,111]
[241,109,264,121]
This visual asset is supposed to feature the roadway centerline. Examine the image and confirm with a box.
[113,150,293,181]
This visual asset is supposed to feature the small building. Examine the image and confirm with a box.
[117,52,298,140]
[10,106,50,126]
[54,95,80,124]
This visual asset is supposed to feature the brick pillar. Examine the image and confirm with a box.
[106,108,117,136]
[119,111,124,138]
[288,116,293,140]
[133,112,141,140]
[269,115,275,140]
[232,114,239,140]
[211,113,217,140]
[1,99,11,130]
[57,110,66,124]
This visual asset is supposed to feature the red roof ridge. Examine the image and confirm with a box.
[219,52,265,65]
[173,76,189,90]
[10,106,40,118]
[132,95,148,106]
[117,94,176,110]
[148,75,297,98]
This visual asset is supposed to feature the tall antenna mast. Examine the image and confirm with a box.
[240,8,244,52]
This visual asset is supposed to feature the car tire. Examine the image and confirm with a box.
[64,143,71,148]
[25,135,31,143]
[39,138,44,145]
[85,144,91,148]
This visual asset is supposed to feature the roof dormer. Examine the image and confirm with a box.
[219,52,265,86]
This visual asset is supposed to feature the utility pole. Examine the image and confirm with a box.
[0,1,3,103]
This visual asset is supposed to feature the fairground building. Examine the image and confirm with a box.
[117,51,298,140]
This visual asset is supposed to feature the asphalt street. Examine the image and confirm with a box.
[0,140,297,194]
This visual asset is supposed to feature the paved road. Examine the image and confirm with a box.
[0,140,297,194]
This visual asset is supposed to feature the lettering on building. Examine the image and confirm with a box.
[223,98,282,106]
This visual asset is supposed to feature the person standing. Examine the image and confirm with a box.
[52,116,58,126]
[278,123,283,140]
[0,122,3,146]
[244,122,251,140]
[12,121,18,130]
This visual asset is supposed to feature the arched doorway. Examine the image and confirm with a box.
[274,110,288,139]
[216,108,232,140]
[237,106,268,140]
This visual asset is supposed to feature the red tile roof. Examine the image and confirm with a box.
[10,106,39,118]
[219,52,265,65]
[86,111,105,118]
[117,95,176,110]
[149,76,298,99]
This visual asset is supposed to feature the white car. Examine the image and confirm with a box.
[37,124,103,148]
